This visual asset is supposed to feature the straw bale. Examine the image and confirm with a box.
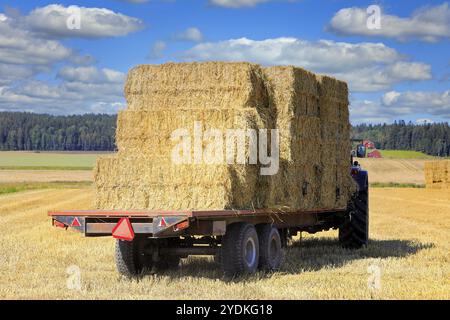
[125,62,269,111]
[425,160,450,189]
[94,61,353,211]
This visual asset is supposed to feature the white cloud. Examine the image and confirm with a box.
[0,65,126,114]
[328,3,450,42]
[0,15,72,66]
[210,0,270,8]
[173,27,203,42]
[0,64,38,86]
[416,118,434,124]
[350,90,450,123]
[57,66,125,84]
[26,4,144,38]
[382,90,450,112]
[183,37,432,92]
[0,5,138,114]
[148,41,167,59]
[349,99,392,124]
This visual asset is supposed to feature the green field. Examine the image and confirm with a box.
[0,151,109,170]
[0,181,92,195]
[377,150,436,159]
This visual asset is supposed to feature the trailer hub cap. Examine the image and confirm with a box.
[244,238,256,267]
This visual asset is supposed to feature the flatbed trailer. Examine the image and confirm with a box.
[49,165,368,277]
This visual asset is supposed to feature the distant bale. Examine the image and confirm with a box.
[425,160,450,189]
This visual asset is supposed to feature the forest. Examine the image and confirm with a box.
[0,112,449,156]
[0,112,116,151]
[352,121,450,156]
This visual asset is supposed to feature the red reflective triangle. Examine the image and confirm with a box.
[71,217,81,227]
[158,217,167,228]
[112,218,135,241]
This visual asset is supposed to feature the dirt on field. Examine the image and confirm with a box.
[0,187,448,299]
[0,170,92,183]
[358,158,425,185]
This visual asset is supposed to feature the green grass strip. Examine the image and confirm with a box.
[0,181,92,195]
[370,182,425,188]
[0,166,93,171]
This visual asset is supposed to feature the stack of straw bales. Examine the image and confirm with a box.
[263,68,354,210]
[425,160,450,189]
[94,62,354,211]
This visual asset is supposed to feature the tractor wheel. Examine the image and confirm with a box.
[339,187,369,249]
[115,239,147,277]
[256,224,283,271]
[221,223,259,277]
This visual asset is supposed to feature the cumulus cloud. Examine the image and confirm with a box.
[328,3,450,42]
[0,66,126,114]
[210,0,270,8]
[173,27,203,42]
[350,90,450,123]
[148,41,167,59]
[57,66,125,84]
[0,6,135,114]
[0,14,72,67]
[26,4,144,38]
[183,37,432,92]
[382,90,450,111]
[349,99,393,124]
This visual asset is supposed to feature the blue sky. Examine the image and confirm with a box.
[0,0,449,124]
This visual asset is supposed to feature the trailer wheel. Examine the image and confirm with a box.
[339,186,369,249]
[115,239,146,277]
[221,223,259,276]
[256,224,283,271]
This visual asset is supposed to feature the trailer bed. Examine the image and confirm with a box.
[49,207,346,239]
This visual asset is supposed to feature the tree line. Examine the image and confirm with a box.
[352,120,450,157]
[0,112,449,156]
[0,112,117,151]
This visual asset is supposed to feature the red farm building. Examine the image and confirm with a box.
[363,140,375,149]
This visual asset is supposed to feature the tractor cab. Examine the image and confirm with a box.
[351,139,366,158]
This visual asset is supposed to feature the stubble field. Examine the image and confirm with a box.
[0,186,448,299]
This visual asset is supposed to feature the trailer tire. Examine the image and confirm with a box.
[115,239,145,277]
[221,223,259,277]
[339,187,369,249]
[256,224,283,271]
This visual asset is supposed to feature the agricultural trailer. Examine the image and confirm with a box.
[49,163,368,277]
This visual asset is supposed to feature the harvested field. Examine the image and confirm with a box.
[0,170,93,183]
[1,187,448,299]
[358,158,425,185]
